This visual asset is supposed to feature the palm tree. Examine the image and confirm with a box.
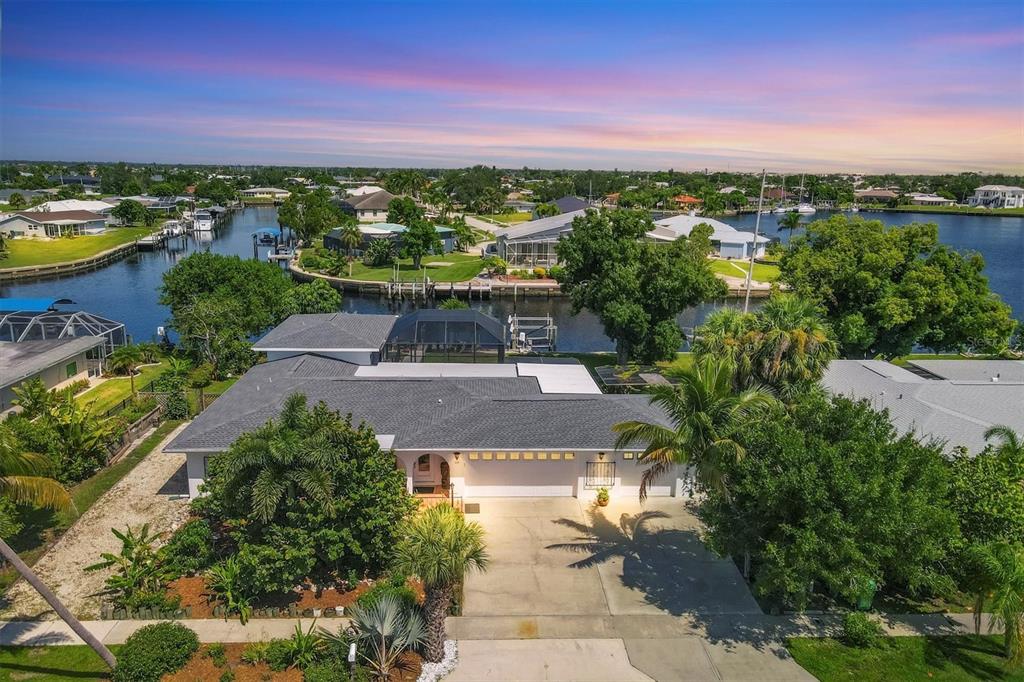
[340,594,425,681]
[613,356,776,500]
[339,225,362,276]
[985,425,1024,463]
[0,424,117,669]
[754,295,838,393]
[778,211,801,230]
[392,503,488,663]
[106,344,144,395]
[135,342,160,364]
[691,308,758,386]
[11,378,54,419]
[965,541,1024,665]
[219,393,337,523]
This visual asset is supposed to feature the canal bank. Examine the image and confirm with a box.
[1,206,1020,353]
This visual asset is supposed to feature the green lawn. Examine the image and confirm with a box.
[786,635,1022,681]
[709,258,781,283]
[479,212,533,224]
[344,253,485,282]
[0,645,123,681]
[0,421,182,593]
[0,227,154,269]
[76,359,171,415]
[890,204,1024,217]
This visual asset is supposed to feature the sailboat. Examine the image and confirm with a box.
[774,174,817,214]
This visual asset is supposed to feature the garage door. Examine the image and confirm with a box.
[462,455,578,497]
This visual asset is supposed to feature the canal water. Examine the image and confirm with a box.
[2,207,1021,352]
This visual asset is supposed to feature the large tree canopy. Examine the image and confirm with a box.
[780,215,1015,358]
[699,391,959,610]
[555,209,725,363]
[277,188,345,243]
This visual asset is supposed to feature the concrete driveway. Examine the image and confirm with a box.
[462,497,761,618]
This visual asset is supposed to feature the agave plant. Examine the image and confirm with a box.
[339,594,425,681]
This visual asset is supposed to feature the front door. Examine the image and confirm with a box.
[440,460,450,490]
[414,454,435,485]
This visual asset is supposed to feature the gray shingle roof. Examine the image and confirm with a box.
[821,359,1024,454]
[252,313,398,351]
[493,209,586,241]
[167,355,669,453]
[0,336,104,388]
[908,359,1024,383]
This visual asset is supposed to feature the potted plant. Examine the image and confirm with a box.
[596,488,609,507]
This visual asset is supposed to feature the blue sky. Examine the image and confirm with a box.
[2,0,1022,171]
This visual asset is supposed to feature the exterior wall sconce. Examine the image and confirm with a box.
[598,452,605,461]
[453,452,461,462]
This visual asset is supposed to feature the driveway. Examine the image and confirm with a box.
[456,497,812,681]
[462,497,761,617]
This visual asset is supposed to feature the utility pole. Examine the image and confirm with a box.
[744,169,767,314]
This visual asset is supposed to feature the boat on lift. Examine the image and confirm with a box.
[193,210,214,231]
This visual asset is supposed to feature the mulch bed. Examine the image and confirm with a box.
[165,643,302,682]
[166,576,389,619]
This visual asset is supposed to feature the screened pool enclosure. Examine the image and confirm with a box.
[383,309,506,363]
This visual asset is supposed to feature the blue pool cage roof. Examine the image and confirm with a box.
[251,227,283,237]
[0,297,74,313]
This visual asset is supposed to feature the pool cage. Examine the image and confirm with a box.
[383,309,506,363]
[0,309,128,353]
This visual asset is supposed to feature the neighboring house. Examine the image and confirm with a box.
[240,187,291,200]
[647,214,769,260]
[27,199,116,217]
[0,210,108,238]
[0,189,44,203]
[547,196,590,215]
[968,185,1024,209]
[821,359,1024,454]
[170,312,686,500]
[905,193,956,207]
[854,189,898,203]
[503,199,536,213]
[672,194,703,210]
[346,185,385,197]
[764,188,792,202]
[495,209,587,267]
[46,174,100,188]
[0,336,106,413]
[324,222,456,254]
[0,298,128,351]
[339,189,398,222]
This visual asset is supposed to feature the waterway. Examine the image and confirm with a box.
[2,207,1021,353]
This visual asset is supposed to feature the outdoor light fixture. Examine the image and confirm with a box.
[598,452,606,461]
[453,452,461,462]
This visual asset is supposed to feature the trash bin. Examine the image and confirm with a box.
[856,579,877,611]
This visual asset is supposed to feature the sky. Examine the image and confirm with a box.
[2,1,1023,172]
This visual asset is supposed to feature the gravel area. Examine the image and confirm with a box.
[0,423,191,620]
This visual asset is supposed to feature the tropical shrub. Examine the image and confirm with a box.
[112,622,199,682]
[437,297,468,310]
[164,386,189,419]
[532,267,546,278]
[482,255,507,275]
[303,662,349,682]
[163,519,215,577]
[203,642,227,667]
[840,612,883,648]
[346,595,424,680]
[548,264,565,281]
[206,556,254,624]
[356,574,418,611]
[192,393,416,597]
[240,640,270,665]
[265,638,296,672]
[86,524,178,612]
[363,238,396,267]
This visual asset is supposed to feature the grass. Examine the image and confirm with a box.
[786,635,1023,681]
[342,252,485,282]
[709,258,781,283]
[0,645,124,681]
[0,227,154,269]
[76,359,171,415]
[0,421,183,593]
[479,212,533,224]
[889,204,1024,217]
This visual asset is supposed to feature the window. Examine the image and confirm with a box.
[417,454,431,472]
[585,461,616,488]
[65,361,77,378]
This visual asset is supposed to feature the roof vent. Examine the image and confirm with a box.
[992,374,1000,383]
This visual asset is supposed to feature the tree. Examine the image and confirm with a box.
[387,197,423,227]
[147,182,176,198]
[402,219,441,270]
[56,184,84,200]
[699,391,959,610]
[777,211,801,231]
[107,345,144,395]
[0,424,117,669]
[964,542,1024,665]
[535,202,559,218]
[362,239,396,267]
[448,216,476,251]
[693,295,838,396]
[383,170,428,197]
[950,426,1024,545]
[780,215,1015,358]
[110,199,148,226]
[281,278,342,316]
[7,192,26,209]
[613,356,776,500]
[277,188,343,243]
[392,504,488,662]
[194,179,235,205]
[555,209,726,363]
[337,224,362,276]
[193,393,416,594]
[12,378,54,419]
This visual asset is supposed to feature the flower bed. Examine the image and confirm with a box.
[166,643,302,682]
[166,575,373,619]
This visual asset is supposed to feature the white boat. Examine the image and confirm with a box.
[193,210,214,231]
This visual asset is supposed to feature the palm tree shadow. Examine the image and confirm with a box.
[547,506,720,616]
[922,635,1012,680]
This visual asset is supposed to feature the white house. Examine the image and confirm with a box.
[341,189,397,222]
[647,214,769,260]
[0,336,106,413]
[240,187,291,200]
[346,185,385,197]
[26,199,116,216]
[968,185,1024,209]
[0,211,108,238]
[169,312,691,502]
[906,193,956,207]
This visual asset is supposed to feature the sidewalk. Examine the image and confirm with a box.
[0,611,998,648]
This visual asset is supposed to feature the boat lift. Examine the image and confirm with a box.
[508,314,557,352]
